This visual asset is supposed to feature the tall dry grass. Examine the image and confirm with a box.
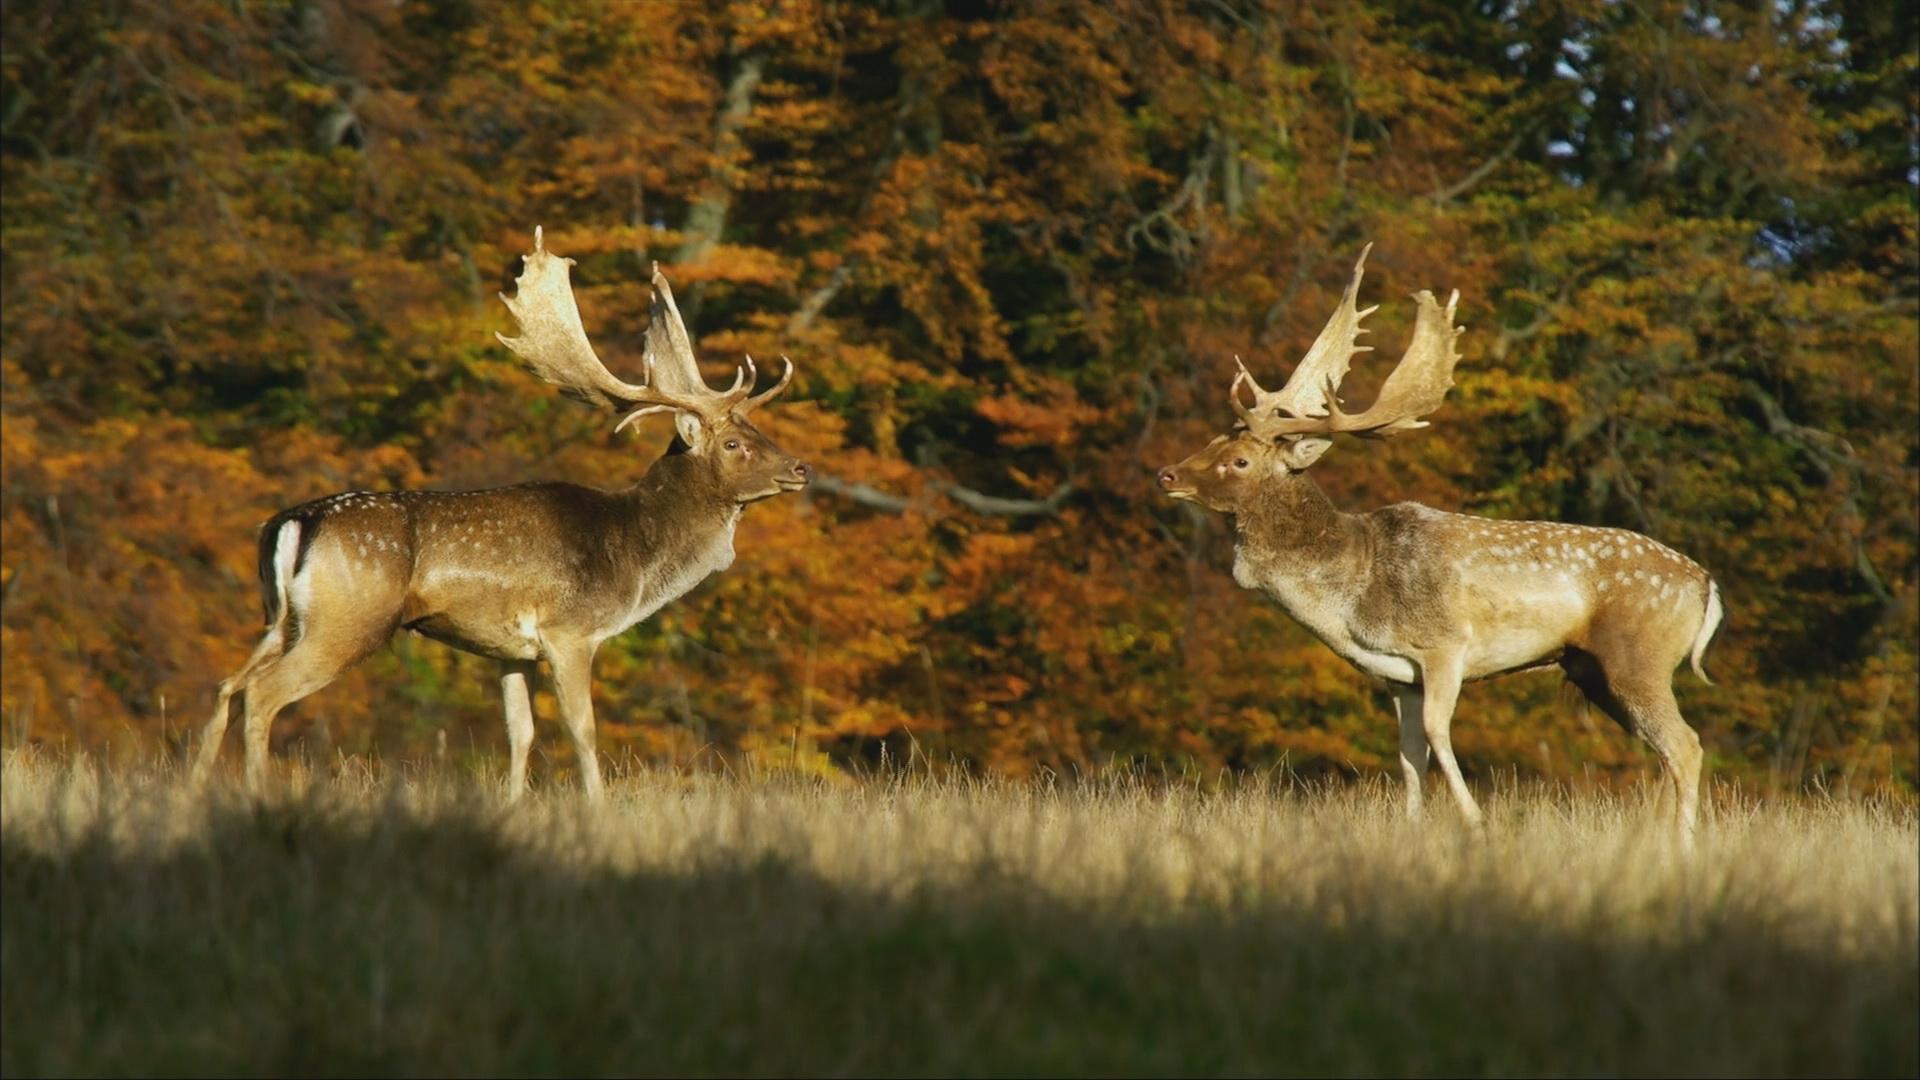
[3,750,1915,1077]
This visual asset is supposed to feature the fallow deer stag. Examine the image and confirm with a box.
[193,227,810,799]
[1157,246,1722,845]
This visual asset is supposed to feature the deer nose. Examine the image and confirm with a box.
[1158,468,1178,489]
[792,461,811,481]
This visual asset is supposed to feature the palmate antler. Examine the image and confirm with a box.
[496,227,794,428]
[639,262,792,416]
[1234,245,1464,439]
[1231,243,1379,431]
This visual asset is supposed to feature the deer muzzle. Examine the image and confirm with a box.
[777,461,812,491]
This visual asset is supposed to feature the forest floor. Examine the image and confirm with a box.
[3,749,1915,1077]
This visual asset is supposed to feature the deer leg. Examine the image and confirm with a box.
[239,666,326,794]
[1418,653,1482,828]
[193,678,245,786]
[546,640,604,802]
[1568,652,1701,850]
[1393,687,1429,821]
[191,628,287,785]
[500,661,537,801]
[1620,681,1703,851]
[237,635,369,793]
[191,679,242,785]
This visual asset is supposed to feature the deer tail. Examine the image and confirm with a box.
[1689,579,1723,685]
[257,515,303,632]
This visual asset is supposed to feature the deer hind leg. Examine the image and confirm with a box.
[1393,687,1430,821]
[1563,651,1701,849]
[234,592,394,792]
[1621,682,1702,850]
[235,637,366,793]
[191,628,288,785]
[500,661,537,801]
[545,640,603,802]
[1418,652,1483,828]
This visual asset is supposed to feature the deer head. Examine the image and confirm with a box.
[496,227,809,503]
[1158,245,1463,513]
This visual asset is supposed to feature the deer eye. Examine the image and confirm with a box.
[724,439,741,452]
[1234,457,1250,469]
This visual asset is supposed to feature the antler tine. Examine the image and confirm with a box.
[1228,356,1278,434]
[718,355,757,410]
[739,354,796,414]
[613,355,713,434]
[1233,354,1269,397]
[1265,287,1465,439]
[641,265,789,421]
[1270,243,1377,420]
[641,263,727,406]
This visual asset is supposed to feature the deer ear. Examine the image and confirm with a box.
[1281,436,1332,471]
[674,411,707,449]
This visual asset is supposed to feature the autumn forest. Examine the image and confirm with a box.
[2,0,1915,793]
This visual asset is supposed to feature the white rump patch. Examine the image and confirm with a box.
[270,519,302,624]
[288,552,316,620]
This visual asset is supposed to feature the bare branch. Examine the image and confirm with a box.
[1125,129,1220,263]
[943,482,1076,517]
[1427,125,1534,205]
[807,474,913,513]
[1747,383,1893,604]
[810,473,1076,518]
[786,261,855,337]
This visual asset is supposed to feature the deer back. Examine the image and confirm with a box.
[261,472,744,663]
[1351,505,1717,682]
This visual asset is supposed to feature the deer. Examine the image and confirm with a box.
[191,227,811,799]
[1156,246,1723,846]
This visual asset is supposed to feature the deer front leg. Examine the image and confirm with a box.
[545,639,604,802]
[192,680,241,786]
[1393,687,1429,821]
[500,661,537,801]
[1418,652,1483,828]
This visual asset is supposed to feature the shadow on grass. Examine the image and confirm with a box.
[3,791,1914,1078]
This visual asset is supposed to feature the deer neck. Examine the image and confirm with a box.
[618,454,741,558]
[1226,472,1420,682]
[1229,473,1372,599]
[594,455,743,632]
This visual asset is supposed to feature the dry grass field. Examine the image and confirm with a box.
[2,750,1915,1077]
